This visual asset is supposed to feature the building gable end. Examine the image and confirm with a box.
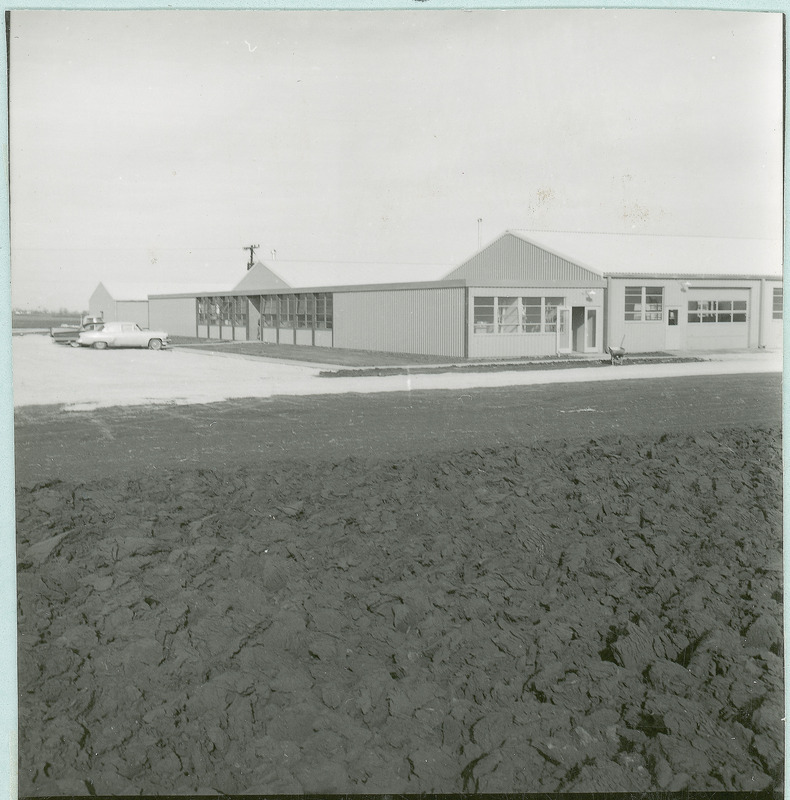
[232,261,292,292]
[444,232,602,284]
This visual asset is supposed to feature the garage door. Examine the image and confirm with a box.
[685,289,750,350]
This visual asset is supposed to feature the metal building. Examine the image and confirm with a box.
[143,231,783,357]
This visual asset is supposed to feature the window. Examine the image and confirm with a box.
[773,287,783,320]
[231,296,247,327]
[544,297,563,332]
[497,297,520,333]
[296,294,312,328]
[521,297,541,333]
[625,286,663,322]
[624,286,643,321]
[315,293,333,329]
[197,297,209,325]
[219,297,233,326]
[473,295,566,334]
[473,297,495,333]
[279,295,296,328]
[261,295,277,327]
[688,299,747,323]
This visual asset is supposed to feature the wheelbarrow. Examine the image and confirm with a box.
[607,345,626,365]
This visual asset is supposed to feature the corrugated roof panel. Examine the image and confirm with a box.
[101,282,236,300]
[444,232,604,283]
[513,230,783,277]
[235,260,450,290]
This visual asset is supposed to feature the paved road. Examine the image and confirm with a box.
[14,372,782,484]
[11,332,783,410]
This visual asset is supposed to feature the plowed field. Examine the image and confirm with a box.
[15,376,783,795]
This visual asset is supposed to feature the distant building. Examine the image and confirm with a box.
[94,232,783,356]
[89,281,236,328]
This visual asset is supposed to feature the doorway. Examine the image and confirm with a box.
[558,306,601,354]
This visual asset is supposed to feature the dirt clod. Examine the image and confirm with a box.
[16,426,783,794]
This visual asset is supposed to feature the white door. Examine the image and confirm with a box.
[557,307,572,353]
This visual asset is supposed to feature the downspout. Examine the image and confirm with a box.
[605,276,612,351]
[758,279,766,349]
[463,286,469,359]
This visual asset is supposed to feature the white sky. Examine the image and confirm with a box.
[8,8,784,310]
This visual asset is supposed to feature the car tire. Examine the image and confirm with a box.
[148,338,163,351]
[92,341,108,350]
[70,341,81,348]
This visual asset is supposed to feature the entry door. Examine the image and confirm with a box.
[665,307,681,350]
[584,308,600,352]
[557,307,572,353]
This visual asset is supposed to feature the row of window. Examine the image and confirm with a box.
[688,299,747,324]
[625,286,782,323]
[197,294,334,330]
[197,287,779,333]
[197,296,248,327]
[473,296,564,335]
[259,293,333,330]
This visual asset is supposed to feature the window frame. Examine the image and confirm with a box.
[773,287,783,320]
[473,295,567,335]
[625,286,663,323]
[688,298,748,324]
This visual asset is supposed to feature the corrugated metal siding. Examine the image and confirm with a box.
[467,286,603,357]
[116,300,150,328]
[445,233,603,284]
[763,279,783,348]
[150,297,196,336]
[607,277,764,353]
[469,332,558,358]
[334,287,465,357]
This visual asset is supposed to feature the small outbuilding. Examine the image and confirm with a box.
[89,283,153,328]
[90,281,237,329]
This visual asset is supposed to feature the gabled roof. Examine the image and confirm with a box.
[510,230,784,278]
[443,232,605,284]
[233,260,449,292]
[232,262,292,293]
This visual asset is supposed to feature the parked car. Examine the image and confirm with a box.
[76,321,170,350]
[50,316,104,346]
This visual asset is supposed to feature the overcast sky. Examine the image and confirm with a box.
[8,8,784,311]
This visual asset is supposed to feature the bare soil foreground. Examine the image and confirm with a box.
[15,374,783,795]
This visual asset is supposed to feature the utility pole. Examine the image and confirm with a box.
[244,244,260,271]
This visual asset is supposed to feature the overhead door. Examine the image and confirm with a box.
[685,289,750,350]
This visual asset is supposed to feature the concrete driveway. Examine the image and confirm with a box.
[12,332,783,411]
